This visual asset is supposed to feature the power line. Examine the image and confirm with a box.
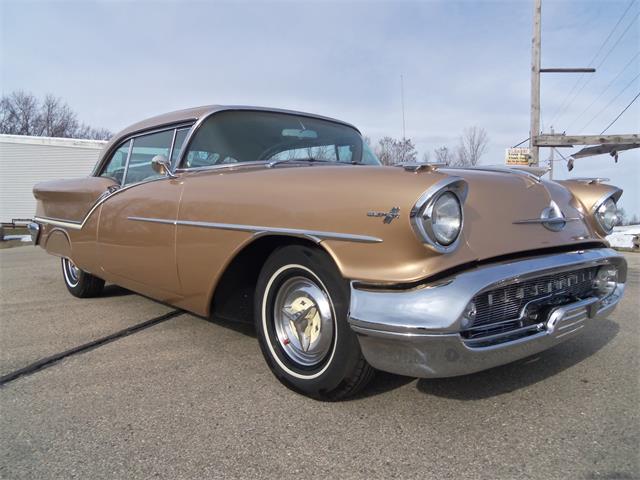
[595,10,640,70]
[592,0,637,66]
[579,72,640,132]
[567,51,640,130]
[511,137,530,148]
[547,1,638,126]
[550,11,640,126]
[600,91,640,134]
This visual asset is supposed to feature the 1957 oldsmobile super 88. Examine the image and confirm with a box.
[31,105,627,399]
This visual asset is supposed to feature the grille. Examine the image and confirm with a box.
[463,266,599,343]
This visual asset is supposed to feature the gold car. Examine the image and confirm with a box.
[31,105,627,399]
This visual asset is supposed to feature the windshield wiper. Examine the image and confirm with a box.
[266,157,345,168]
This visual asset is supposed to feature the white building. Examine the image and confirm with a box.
[0,134,106,222]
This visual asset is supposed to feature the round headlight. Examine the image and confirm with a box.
[429,191,462,246]
[411,179,468,253]
[595,198,618,233]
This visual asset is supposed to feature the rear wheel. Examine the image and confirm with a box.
[255,245,374,400]
[61,257,105,298]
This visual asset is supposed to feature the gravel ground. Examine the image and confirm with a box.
[1,248,638,480]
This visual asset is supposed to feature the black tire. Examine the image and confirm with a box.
[61,257,105,298]
[255,245,374,400]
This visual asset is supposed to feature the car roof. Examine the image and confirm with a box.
[100,105,361,160]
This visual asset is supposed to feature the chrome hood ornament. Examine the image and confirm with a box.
[513,200,580,232]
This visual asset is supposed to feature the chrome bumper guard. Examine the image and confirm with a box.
[27,221,41,245]
[349,248,626,378]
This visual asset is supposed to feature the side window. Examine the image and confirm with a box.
[100,140,131,184]
[123,130,173,185]
[170,128,190,165]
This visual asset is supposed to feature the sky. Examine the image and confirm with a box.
[1,0,639,216]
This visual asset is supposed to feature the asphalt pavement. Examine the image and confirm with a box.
[1,247,638,480]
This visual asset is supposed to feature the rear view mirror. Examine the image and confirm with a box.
[282,128,318,139]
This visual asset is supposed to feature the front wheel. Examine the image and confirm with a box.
[61,257,105,298]
[255,245,374,400]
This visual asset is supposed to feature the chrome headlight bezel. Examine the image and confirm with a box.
[410,177,468,253]
[592,189,622,235]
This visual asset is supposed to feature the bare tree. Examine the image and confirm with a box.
[395,137,417,164]
[374,136,396,166]
[36,94,79,137]
[421,151,431,163]
[433,146,454,165]
[454,126,489,167]
[0,91,40,135]
[374,136,417,165]
[0,91,112,140]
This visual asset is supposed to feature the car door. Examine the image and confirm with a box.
[97,127,189,300]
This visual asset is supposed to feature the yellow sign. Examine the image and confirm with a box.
[505,148,530,165]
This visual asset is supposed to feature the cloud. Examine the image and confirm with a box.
[2,0,638,214]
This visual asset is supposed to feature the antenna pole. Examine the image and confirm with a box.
[401,74,406,140]
[548,126,554,179]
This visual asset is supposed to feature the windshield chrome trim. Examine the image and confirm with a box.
[174,108,368,172]
[127,216,383,244]
[174,161,268,174]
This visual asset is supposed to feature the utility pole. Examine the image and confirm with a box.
[519,1,638,170]
[530,0,541,166]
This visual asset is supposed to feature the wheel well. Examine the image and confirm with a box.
[210,236,330,324]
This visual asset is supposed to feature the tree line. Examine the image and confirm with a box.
[368,126,489,168]
[0,91,490,167]
[0,91,112,140]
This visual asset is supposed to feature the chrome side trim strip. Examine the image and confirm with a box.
[34,216,83,230]
[127,216,383,244]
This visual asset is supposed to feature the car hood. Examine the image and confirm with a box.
[183,163,611,284]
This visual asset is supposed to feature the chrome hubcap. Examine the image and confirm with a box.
[273,276,334,367]
[64,258,80,285]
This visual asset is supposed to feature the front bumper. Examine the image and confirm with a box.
[349,248,626,378]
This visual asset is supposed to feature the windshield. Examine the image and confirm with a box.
[181,110,381,168]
